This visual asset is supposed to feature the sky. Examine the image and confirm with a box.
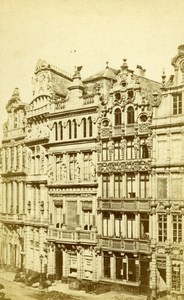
[0,0,184,139]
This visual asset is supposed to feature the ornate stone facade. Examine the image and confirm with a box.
[0,47,184,298]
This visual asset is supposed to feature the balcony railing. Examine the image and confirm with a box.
[99,236,150,253]
[98,198,151,211]
[0,213,26,222]
[48,228,97,243]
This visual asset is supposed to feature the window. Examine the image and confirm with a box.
[88,117,93,137]
[172,264,180,291]
[127,214,136,238]
[173,93,182,115]
[83,209,93,230]
[114,174,123,198]
[14,116,18,128]
[140,138,149,158]
[67,201,77,230]
[123,255,136,282]
[56,155,63,181]
[104,252,111,278]
[73,120,77,139]
[69,153,77,180]
[114,213,122,237]
[158,214,167,242]
[126,138,134,159]
[173,215,182,243]
[82,118,86,137]
[114,140,121,160]
[102,141,109,161]
[127,106,134,124]
[68,120,72,139]
[140,173,149,198]
[55,205,63,228]
[54,122,58,140]
[102,212,110,236]
[140,214,149,239]
[59,122,63,140]
[114,108,121,126]
[83,152,92,181]
[115,254,123,279]
[127,173,136,198]
[102,174,110,198]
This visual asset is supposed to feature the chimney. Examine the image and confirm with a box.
[135,65,146,77]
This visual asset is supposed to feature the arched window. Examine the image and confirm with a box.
[88,117,93,137]
[68,120,71,139]
[54,122,58,140]
[83,118,86,137]
[73,120,77,139]
[59,122,63,140]
[127,106,134,124]
[114,108,121,126]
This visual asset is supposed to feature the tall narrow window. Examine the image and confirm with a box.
[114,140,121,160]
[173,93,182,115]
[88,117,93,137]
[83,118,86,137]
[69,153,77,180]
[127,106,134,124]
[102,174,110,198]
[127,173,136,198]
[54,122,58,140]
[140,173,149,198]
[127,214,136,239]
[140,214,149,239]
[140,138,149,158]
[158,214,167,242]
[68,120,72,139]
[104,252,111,278]
[83,152,92,181]
[126,138,134,159]
[83,209,93,230]
[102,213,110,236]
[114,213,122,237]
[173,215,182,243]
[114,173,123,198]
[102,141,109,161]
[114,108,121,126]
[73,120,77,139]
[59,122,63,140]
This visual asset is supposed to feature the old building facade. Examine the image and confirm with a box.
[0,46,184,298]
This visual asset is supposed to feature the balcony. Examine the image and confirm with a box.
[48,228,97,244]
[3,128,25,140]
[99,236,150,253]
[98,198,151,212]
[97,159,151,173]
[0,213,26,223]
[113,125,122,137]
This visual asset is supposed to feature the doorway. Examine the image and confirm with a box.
[55,248,63,280]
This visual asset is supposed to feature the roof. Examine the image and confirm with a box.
[83,67,118,82]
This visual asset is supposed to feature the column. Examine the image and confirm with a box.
[122,213,127,238]
[92,249,98,282]
[150,250,157,295]
[26,184,32,219]
[8,182,11,213]
[40,184,45,221]
[24,226,32,270]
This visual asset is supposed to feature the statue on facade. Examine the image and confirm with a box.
[90,162,96,181]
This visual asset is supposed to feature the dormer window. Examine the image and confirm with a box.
[114,108,121,126]
[173,93,182,115]
[127,106,134,124]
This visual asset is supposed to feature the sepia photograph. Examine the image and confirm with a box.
[0,0,184,299]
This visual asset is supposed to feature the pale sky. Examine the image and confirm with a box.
[0,0,184,140]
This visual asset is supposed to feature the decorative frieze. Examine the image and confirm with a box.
[97,159,151,173]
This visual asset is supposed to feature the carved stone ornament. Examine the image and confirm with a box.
[98,160,151,173]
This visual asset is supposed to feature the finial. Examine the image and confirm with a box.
[106,61,109,69]
[121,58,128,70]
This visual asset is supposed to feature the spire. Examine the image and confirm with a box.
[161,69,166,85]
